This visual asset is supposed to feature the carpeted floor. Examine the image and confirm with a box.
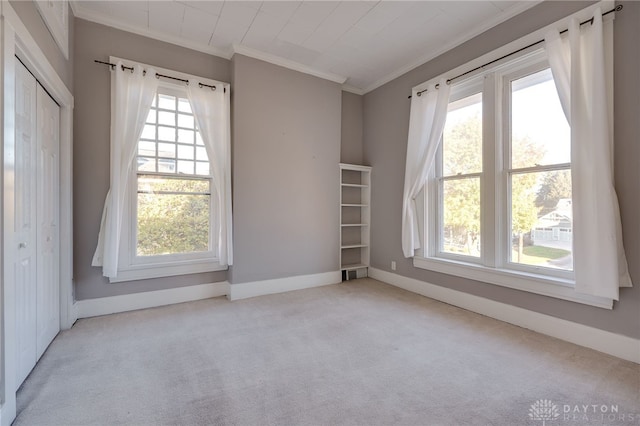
[15,278,640,426]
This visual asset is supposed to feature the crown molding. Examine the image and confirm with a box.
[69,0,78,17]
[73,3,349,88]
[72,0,545,95]
[231,44,347,85]
[361,0,543,94]
[341,84,365,96]
[72,3,232,60]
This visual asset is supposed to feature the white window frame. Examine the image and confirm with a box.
[433,77,485,266]
[414,4,615,309]
[499,60,572,281]
[110,65,227,283]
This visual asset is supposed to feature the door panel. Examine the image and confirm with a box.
[36,84,60,358]
[14,60,38,388]
[13,61,61,389]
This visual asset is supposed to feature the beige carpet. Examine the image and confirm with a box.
[15,278,640,426]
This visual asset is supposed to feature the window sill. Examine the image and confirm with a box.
[413,256,613,309]
[109,258,228,283]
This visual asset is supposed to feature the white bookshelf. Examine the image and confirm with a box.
[339,163,371,280]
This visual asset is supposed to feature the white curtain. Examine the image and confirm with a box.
[545,8,632,300]
[402,79,451,258]
[187,81,233,266]
[92,62,159,278]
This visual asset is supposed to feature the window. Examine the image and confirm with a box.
[506,67,571,272]
[136,90,213,258]
[410,5,624,308]
[113,85,224,282]
[417,48,600,305]
[432,55,572,276]
[94,58,232,283]
[439,91,483,259]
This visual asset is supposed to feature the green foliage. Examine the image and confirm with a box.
[441,113,546,255]
[442,178,480,254]
[535,170,572,215]
[136,177,210,256]
[510,134,545,235]
[511,172,540,235]
[443,112,482,175]
[441,112,482,254]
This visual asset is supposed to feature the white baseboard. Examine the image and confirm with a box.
[369,268,640,364]
[229,271,342,301]
[76,281,230,319]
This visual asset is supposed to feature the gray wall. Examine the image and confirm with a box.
[363,1,640,339]
[10,0,74,92]
[231,54,341,284]
[73,19,230,300]
[340,91,363,165]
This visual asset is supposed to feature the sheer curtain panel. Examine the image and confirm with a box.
[545,8,632,300]
[402,79,451,258]
[92,62,159,278]
[187,81,233,266]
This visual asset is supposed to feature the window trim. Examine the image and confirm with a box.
[413,2,614,309]
[413,256,612,309]
[109,58,228,283]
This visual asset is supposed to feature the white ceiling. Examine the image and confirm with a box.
[72,1,540,94]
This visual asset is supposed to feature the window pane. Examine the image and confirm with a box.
[137,91,212,183]
[158,126,175,142]
[443,92,482,176]
[441,177,481,257]
[510,170,572,270]
[137,176,210,256]
[141,124,155,140]
[178,129,194,144]
[511,68,570,169]
[195,161,210,176]
[196,146,209,161]
[138,141,155,157]
[178,98,192,113]
[177,145,194,160]
[178,114,194,129]
[137,157,156,172]
[158,110,175,126]
[158,94,175,110]
[158,159,176,173]
[158,143,175,158]
[177,160,194,175]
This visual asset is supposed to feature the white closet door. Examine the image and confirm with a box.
[14,60,61,389]
[14,60,38,388]
[36,83,60,358]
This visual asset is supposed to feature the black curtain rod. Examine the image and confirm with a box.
[409,4,622,99]
[94,60,224,92]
